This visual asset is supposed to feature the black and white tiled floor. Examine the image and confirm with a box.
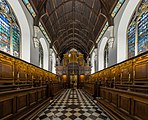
[35,89,111,120]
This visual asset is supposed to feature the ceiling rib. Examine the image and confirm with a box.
[30,0,118,59]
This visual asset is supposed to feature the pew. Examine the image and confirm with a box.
[0,51,64,120]
[82,51,148,120]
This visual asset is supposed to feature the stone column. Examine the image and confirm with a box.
[108,26,114,48]
[33,26,40,48]
[49,48,53,72]
[135,23,138,56]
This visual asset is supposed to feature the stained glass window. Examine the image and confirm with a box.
[23,0,36,18]
[127,0,148,58]
[0,14,10,53]
[127,24,136,58]
[112,0,125,17]
[138,12,148,54]
[0,0,10,13]
[104,43,109,68]
[0,0,21,57]
[12,25,20,57]
[98,0,125,43]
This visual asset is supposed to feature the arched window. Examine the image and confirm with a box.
[0,0,21,57]
[127,0,148,58]
[39,43,43,68]
[104,42,109,68]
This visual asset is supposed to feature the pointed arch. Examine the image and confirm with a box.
[39,38,49,70]
[7,0,31,62]
[117,0,141,63]
[98,37,108,70]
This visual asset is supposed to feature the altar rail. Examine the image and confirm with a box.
[0,51,64,120]
[83,51,148,120]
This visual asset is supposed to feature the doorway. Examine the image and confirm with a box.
[70,75,77,88]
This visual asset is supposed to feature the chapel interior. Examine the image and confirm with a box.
[0,0,148,120]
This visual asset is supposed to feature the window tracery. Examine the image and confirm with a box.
[0,0,21,57]
[127,0,148,58]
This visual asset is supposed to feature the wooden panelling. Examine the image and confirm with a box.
[0,86,53,120]
[88,52,148,94]
[111,93,118,106]
[133,54,148,84]
[0,54,14,83]
[120,60,133,84]
[52,83,63,96]
[100,89,106,99]
[15,60,28,83]
[106,92,112,102]
[97,87,148,120]
[118,95,131,114]
[29,92,36,105]
[0,52,64,120]
[43,88,47,98]
[17,95,27,111]
[110,66,120,84]
[84,52,148,119]
[0,99,13,118]
[2,64,13,79]
[134,100,148,120]
[83,83,94,96]
[135,64,147,78]
[104,69,112,87]
[37,90,42,101]
[0,52,59,87]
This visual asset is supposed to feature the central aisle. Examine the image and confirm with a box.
[36,89,110,120]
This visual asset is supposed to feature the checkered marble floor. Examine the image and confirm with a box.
[35,89,111,120]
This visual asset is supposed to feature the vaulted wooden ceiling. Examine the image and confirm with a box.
[30,0,118,59]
